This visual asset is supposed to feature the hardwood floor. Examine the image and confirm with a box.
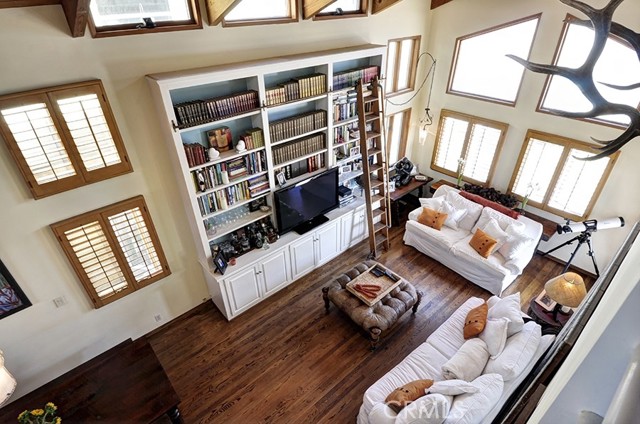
[148,218,590,424]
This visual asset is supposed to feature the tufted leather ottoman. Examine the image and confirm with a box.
[322,260,422,350]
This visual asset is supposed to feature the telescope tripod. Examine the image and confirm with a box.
[540,230,600,277]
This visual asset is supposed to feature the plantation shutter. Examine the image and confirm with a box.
[464,124,501,183]
[433,115,468,172]
[511,137,563,203]
[52,196,170,308]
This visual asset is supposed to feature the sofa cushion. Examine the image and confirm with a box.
[443,374,504,424]
[426,297,485,359]
[418,207,448,230]
[479,219,509,250]
[445,191,483,232]
[396,393,452,424]
[368,403,397,424]
[498,224,537,262]
[441,338,489,381]
[428,380,479,396]
[385,379,434,413]
[469,229,498,259]
[463,302,488,339]
[479,317,509,359]
[487,293,525,337]
[420,196,444,210]
[484,321,541,381]
[407,213,469,250]
[459,191,520,219]
[439,200,468,230]
[473,207,525,235]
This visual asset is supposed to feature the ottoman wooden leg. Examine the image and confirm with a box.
[369,327,382,351]
[412,290,423,314]
[322,287,330,312]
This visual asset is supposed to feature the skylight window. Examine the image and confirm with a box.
[318,0,366,16]
[224,0,297,24]
[448,14,540,105]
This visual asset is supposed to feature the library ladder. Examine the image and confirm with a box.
[356,76,391,258]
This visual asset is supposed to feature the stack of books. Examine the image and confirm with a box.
[248,174,269,197]
[174,90,259,128]
[190,151,267,192]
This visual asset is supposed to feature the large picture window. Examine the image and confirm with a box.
[508,130,619,220]
[0,80,132,199]
[538,15,640,127]
[51,196,170,308]
[448,14,540,105]
[431,109,508,186]
[385,36,421,97]
[222,0,297,26]
[386,108,411,165]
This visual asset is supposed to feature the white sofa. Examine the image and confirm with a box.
[403,185,543,295]
[357,296,555,424]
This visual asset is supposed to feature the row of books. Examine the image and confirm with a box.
[333,90,358,122]
[174,90,259,128]
[192,150,267,192]
[269,110,327,143]
[333,65,379,91]
[197,176,269,216]
[272,133,325,166]
[240,128,265,150]
[182,127,265,168]
[264,73,327,106]
[333,122,359,145]
[275,154,326,181]
[183,143,210,168]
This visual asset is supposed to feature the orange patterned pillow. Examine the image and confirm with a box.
[464,302,488,339]
[417,207,448,230]
[469,228,498,258]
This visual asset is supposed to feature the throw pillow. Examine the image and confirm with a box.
[459,191,520,219]
[444,374,504,424]
[463,302,488,339]
[484,321,542,381]
[418,207,448,231]
[444,191,484,232]
[487,293,524,337]
[481,219,509,250]
[395,393,453,424]
[419,196,444,210]
[385,379,435,413]
[473,207,525,235]
[439,200,468,230]
[368,403,397,424]
[441,338,489,382]
[498,224,535,262]
[468,229,498,259]
[428,380,479,396]
[479,317,510,358]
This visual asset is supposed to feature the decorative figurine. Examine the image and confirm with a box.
[235,139,247,153]
[208,147,220,160]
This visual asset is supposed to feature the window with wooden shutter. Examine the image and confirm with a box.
[386,108,411,165]
[0,80,132,199]
[385,36,421,97]
[51,196,170,308]
[508,130,619,220]
[431,109,508,186]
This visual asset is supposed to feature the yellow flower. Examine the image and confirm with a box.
[18,411,28,420]
[46,402,57,410]
[55,417,62,424]
[31,408,45,415]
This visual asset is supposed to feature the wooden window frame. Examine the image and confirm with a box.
[386,107,411,165]
[0,80,132,199]
[430,109,508,187]
[88,0,202,38]
[219,0,298,27]
[311,0,369,20]
[507,130,619,221]
[385,35,421,98]
[51,196,171,308]
[536,14,640,129]
[446,14,541,107]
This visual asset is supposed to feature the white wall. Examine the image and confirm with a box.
[412,0,640,274]
[0,1,431,400]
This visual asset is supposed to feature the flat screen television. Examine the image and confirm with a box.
[274,168,339,235]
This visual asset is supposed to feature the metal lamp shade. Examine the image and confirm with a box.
[544,272,587,308]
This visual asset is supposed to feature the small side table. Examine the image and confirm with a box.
[389,175,433,226]
[528,299,572,335]
[429,179,458,194]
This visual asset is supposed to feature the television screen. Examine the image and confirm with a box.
[274,168,339,235]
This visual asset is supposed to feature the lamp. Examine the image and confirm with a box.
[544,272,587,321]
[0,350,17,407]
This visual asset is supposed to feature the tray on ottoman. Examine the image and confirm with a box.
[345,263,403,306]
[322,260,422,350]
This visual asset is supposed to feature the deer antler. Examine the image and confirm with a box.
[508,0,639,160]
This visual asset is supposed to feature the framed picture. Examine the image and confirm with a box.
[353,161,362,172]
[389,180,396,192]
[276,171,286,187]
[339,164,352,175]
[213,251,228,275]
[0,259,31,320]
[349,146,360,157]
[535,290,557,312]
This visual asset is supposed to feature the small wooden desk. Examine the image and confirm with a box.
[428,179,457,194]
[389,175,433,226]
[0,338,182,424]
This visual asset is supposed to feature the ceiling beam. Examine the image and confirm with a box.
[303,0,336,19]
[60,0,89,37]
[0,0,57,7]
[371,0,404,15]
[431,0,454,10]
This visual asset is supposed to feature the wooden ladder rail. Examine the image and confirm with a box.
[356,76,391,258]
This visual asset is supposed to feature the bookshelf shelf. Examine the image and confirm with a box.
[188,146,266,171]
[201,192,270,220]
[281,167,327,189]
[206,209,272,242]
[274,148,326,169]
[334,116,359,126]
[176,109,261,133]
[339,169,364,184]
[271,127,328,147]
[266,94,327,111]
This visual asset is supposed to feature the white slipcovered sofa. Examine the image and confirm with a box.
[357,295,555,424]
[403,185,543,295]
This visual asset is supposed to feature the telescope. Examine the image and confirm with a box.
[557,217,625,234]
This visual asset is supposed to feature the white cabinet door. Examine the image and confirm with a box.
[315,219,340,266]
[340,210,356,251]
[290,233,316,280]
[260,249,291,297]
[223,266,262,317]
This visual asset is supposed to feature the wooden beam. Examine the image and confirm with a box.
[0,0,57,8]
[302,0,336,19]
[431,0,454,10]
[205,0,242,25]
[371,0,404,15]
[60,0,89,37]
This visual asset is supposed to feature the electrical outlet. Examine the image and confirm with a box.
[154,314,162,322]
[53,296,67,308]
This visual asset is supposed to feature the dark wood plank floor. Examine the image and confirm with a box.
[148,215,590,424]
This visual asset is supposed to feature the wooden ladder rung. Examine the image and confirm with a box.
[371,194,384,203]
[364,113,379,122]
[363,95,377,103]
[373,222,387,233]
[365,131,381,140]
[375,233,388,246]
[369,178,384,189]
[369,164,383,173]
[372,208,385,219]
[367,148,382,156]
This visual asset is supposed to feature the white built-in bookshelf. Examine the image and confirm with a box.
[147,44,386,319]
